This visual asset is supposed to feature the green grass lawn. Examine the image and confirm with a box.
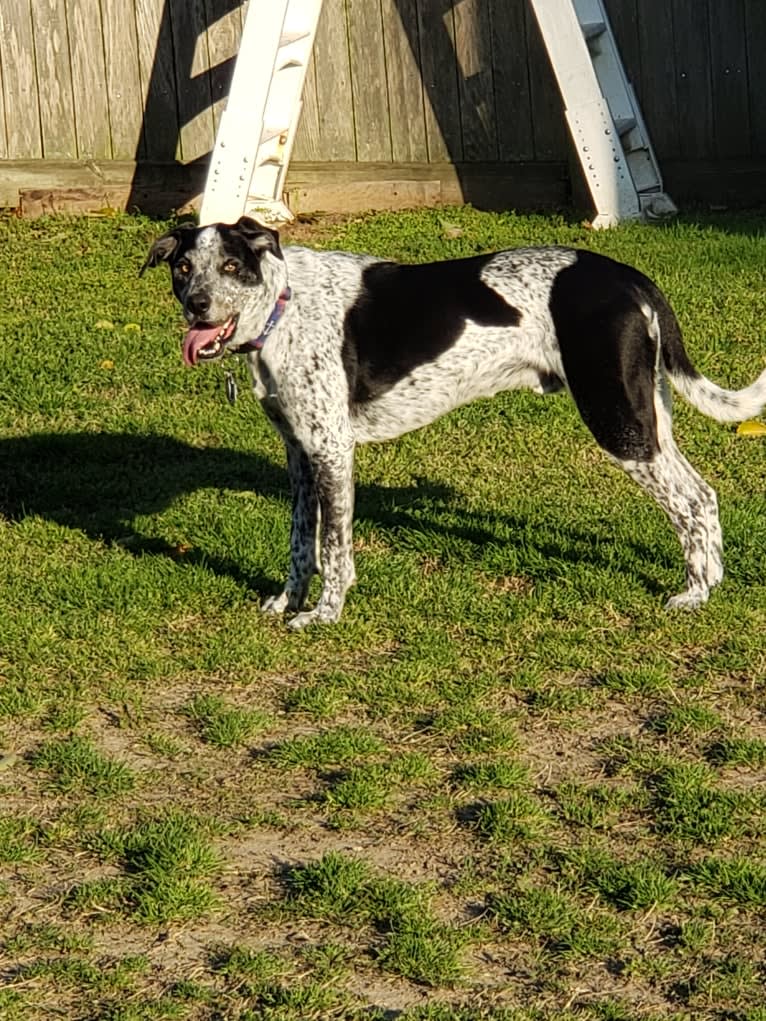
[0,205,765,1021]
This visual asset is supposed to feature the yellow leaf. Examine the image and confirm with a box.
[94,319,114,330]
[124,323,142,333]
[440,221,464,240]
[100,359,115,370]
[736,420,766,437]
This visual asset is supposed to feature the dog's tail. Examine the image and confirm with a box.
[642,300,766,423]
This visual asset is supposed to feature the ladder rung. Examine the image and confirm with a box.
[276,58,305,72]
[528,0,673,226]
[581,20,606,41]
[260,125,289,145]
[614,116,636,137]
[280,30,311,47]
[199,0,331,225]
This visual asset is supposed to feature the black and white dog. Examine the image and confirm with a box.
[143,217,766,628]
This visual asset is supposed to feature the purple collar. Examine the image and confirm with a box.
[237,287,292,353]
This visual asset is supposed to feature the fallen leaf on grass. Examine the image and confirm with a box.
[736,420,766,437]
[441,221,464,240]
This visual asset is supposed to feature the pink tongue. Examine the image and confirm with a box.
[182,324,222,367]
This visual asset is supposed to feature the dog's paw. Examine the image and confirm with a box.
[664,589,709,611]
[287,605,340,630]
[707,558,724,589]
[261,592,290,615]
[287,610,319,630]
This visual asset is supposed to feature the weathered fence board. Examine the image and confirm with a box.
[1,0,764,212]
[0,1,43,159]
[170,0,216,162]
[710,0,750,158]
[67,0,111,160]
[102,0,146,160]
[454,0,496,161]
[417,0,463,163]
[291,50,321,162]
[0,63,6,161]
[745,0,766,156]
[636,0,679,158]
[491,0,535,163]
[382,0,429,164]
[33,0,78,159]
[348,0,391,161]
[135,0,178,162]
[672,0,714,160]
[204,0,240,133]
[296,0,355,161]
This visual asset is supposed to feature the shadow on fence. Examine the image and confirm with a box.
[128,0,569,216]
[128,0,242,215]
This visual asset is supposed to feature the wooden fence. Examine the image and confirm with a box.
[0,0,764,214]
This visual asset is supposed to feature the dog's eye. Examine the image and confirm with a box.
[222,260,239,274]
[176,260,191,276]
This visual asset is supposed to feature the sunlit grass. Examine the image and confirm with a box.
[1,207,765,1020]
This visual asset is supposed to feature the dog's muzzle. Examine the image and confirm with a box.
[182,315,239,366]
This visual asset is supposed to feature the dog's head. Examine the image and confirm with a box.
[141,217,285,366]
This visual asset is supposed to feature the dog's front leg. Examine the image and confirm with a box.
[287,440,357,630]
[261,440,319,617]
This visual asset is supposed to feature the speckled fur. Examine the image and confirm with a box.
[144,218,766,627]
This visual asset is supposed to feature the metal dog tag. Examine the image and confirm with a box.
[224,370,238,405]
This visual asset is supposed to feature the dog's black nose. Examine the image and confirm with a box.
[187,292,211,318]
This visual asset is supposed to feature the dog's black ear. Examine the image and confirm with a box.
[234,216,283,260]
[139,225,194,277]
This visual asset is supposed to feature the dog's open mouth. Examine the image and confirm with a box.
[182,315,239,366]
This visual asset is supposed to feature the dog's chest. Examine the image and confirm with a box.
[252,371,290,436]
[245,351,275,402]
[245,348,317,441]
[246,353,290,437]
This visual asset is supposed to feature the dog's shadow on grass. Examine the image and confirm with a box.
[0,430,665,598]
[0,431,288,594]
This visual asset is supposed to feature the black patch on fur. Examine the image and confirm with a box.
[218,223,281,285]
[140,223,196,276]
[550,251,668,462]
[229,217,283,264]
[538,371,565,393]
[218,232,265,284]
[342,255,522,402]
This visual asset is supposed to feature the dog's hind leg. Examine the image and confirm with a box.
[618,444,723,609]
[559,294,724,609]
[262,440,319,616]
[616,368,724,609]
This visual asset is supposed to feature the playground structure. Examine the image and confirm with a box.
[200,0,675,228]
[1,0,760,219]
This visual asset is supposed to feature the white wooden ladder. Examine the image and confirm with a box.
[199,0,324,226]
[529,0,676,227]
